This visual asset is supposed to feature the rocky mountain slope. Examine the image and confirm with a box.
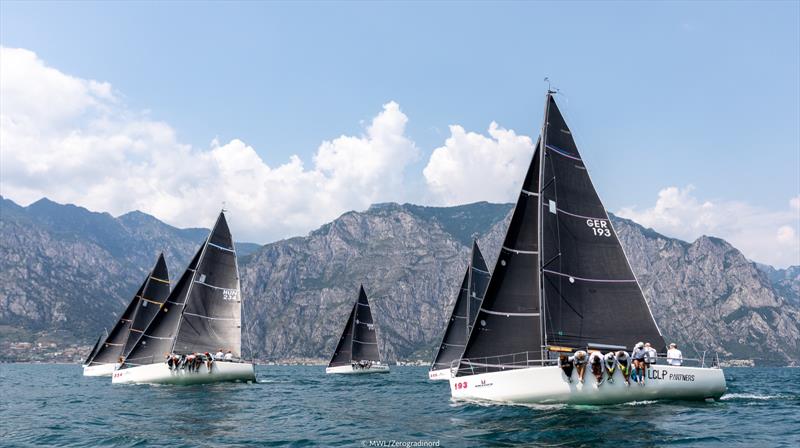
[2,197,797,365]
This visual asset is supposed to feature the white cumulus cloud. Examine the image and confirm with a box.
[423,122,535,205]
[617,186,800,268]
[0,47,418,243]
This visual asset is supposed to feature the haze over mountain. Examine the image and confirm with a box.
[1,197,797,365]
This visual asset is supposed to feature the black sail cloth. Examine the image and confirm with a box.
[430,242,490,372]
[121,248,202,367]
[457,142,543,375]
[89,279,146,365]
[540,96,665,351]
[457,94,666,377]
[120,254,171,360]
[328,285,381,367]
[173,213,243,358]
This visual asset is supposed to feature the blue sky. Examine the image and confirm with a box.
[1,1,798,266]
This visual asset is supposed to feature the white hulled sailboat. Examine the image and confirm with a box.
[112,211,255,385]
[450,92,726,404]
[326,285,389,374]
[83,254,170,376]
[429,241,490,380]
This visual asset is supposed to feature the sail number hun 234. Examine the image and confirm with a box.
[586,219,611,237]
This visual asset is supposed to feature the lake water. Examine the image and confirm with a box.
[1,365,798,447]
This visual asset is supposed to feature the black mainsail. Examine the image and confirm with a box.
[328,285,381,367]
[539,95,664,351]
[430,241,490,372]
[457,93,664,376]
[120,253,171,360]
[122,248,202,367]
[83,332,104,366]
[172,212,243,358]
[88,274,149,366]
[122,211,243,367]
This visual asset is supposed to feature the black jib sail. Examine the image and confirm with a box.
[430,242,490,372]
[172,212,243,358]
[539,95,664,351]
[328,285,381,367]
[83,332,104,366]
[89,276,149,366]
[457,140,543,375]
[120,253,171,360]
[457,93,665,377]
[122,248,203,367]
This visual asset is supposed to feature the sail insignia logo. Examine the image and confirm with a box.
[222,288,239,301]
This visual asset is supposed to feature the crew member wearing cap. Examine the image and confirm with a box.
[667,343,683,366]
[571,350,588,384]
[631,342,647,385]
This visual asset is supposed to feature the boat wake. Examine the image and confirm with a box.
[720,393,781,401]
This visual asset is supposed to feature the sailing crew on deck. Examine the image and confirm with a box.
[186,353,196,372]
[205,352,213,372]
[616,351,631,385]
[631,342,646,385]
[604,352,617,383]
[667,343,683,366]
[559,354,575,383]
[644,342,657,365]
[215,349,225,360]
[224,350,233,361]
[589,351,605,386]
[571,350,588,383]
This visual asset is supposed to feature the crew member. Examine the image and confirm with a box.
[644,342,657,365]
[572,350,588,383]
[631,342,646,385]
[667,343,683,366]
[186,352,196,372]
[224,350,234,361]
[604,352,617,383]
[616,350,631,385]
[215,349,225,361]
[589,351,605,386]
[559,354,574,383]
[205,352,213,372]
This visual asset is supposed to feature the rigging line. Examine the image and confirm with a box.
[183,312,239,321]
[208,242,235,253]
[502,246,538,255]
[480,308,540,317]
[545,144,582,161]
[542,269,637,283]
[541,252,561,270]
[556,207,608,222]
[543,274,583,320]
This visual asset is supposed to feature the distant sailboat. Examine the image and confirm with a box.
[429,241,490,380]
[82,254,170,377]
[112,211,255,385]
[450,92,726,404]
[326,285,389,374]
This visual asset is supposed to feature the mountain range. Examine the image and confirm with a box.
[1,196,797,366]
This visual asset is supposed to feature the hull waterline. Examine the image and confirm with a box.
[112,361,255,385]
[82,363,119,377]
[326,364,390,375]
[450,364,726,405]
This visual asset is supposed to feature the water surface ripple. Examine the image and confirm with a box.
[1,365,797,447]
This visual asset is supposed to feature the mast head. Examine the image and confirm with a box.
[543,77,559,96]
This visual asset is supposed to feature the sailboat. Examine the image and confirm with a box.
[429,241,490,380]
[112,211,255,385]
[82,254,170,377]
[326,285,389,374]
[450,92,727,405]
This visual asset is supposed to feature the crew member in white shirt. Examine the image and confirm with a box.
[667,342,683,366]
